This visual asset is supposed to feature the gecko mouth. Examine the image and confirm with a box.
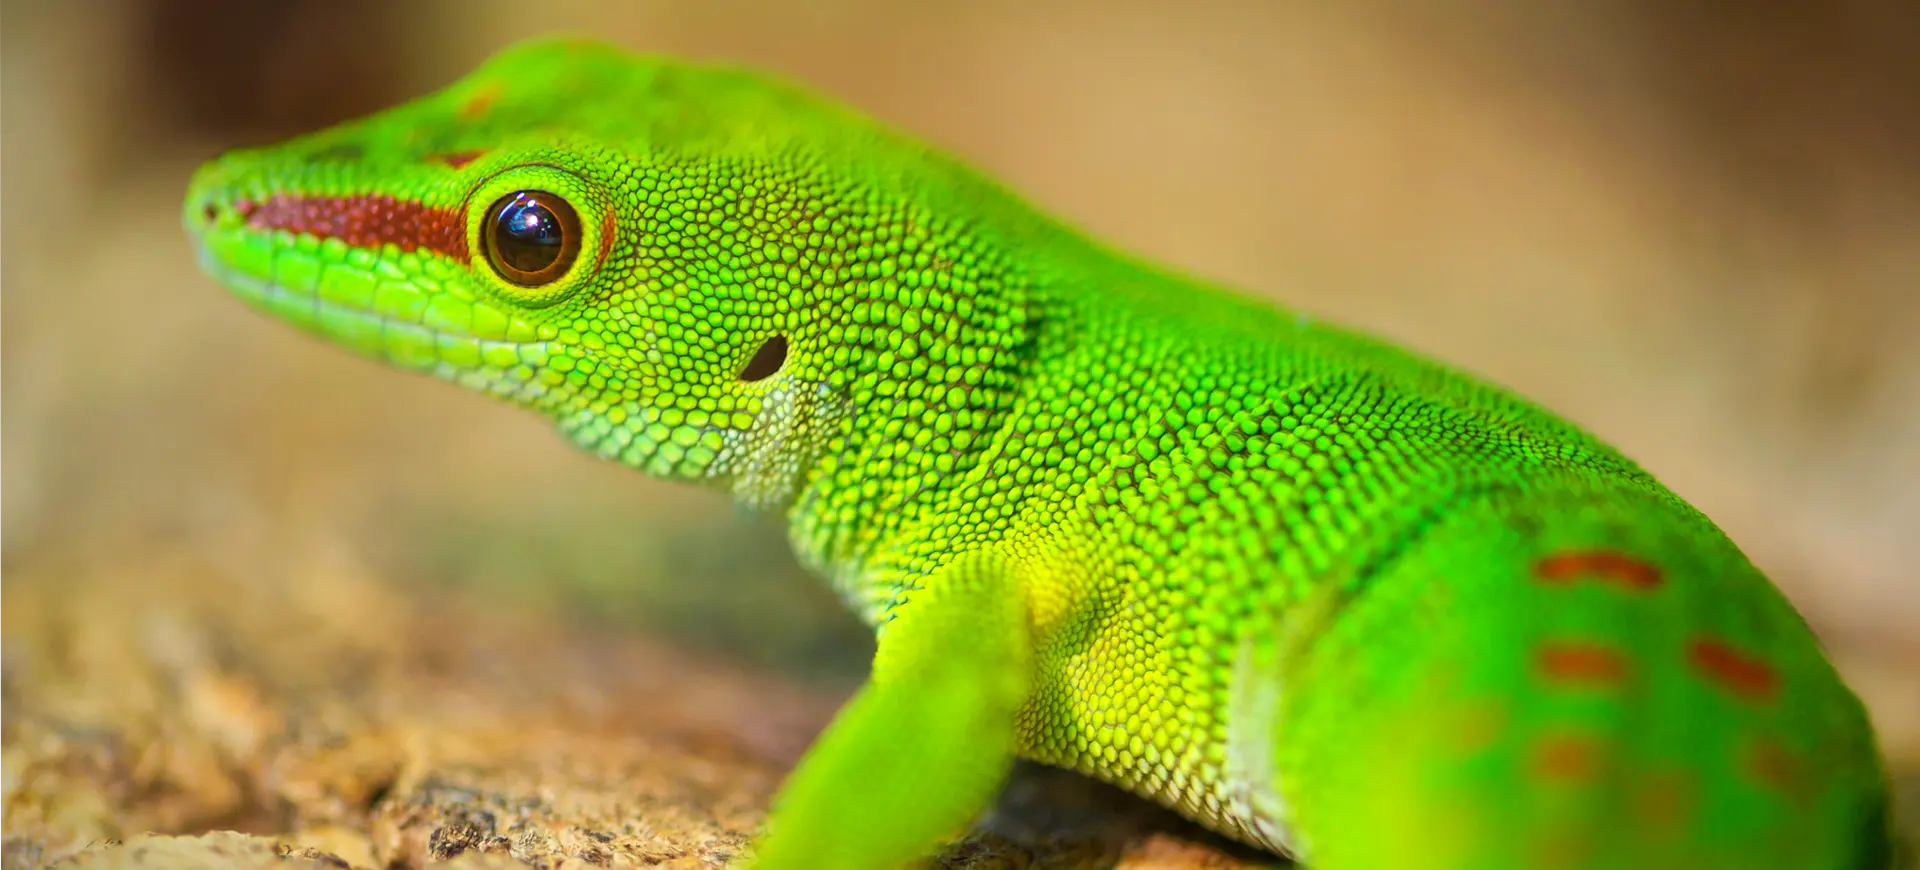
[192,227,558,406]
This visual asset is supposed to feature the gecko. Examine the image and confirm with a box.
[183,38,1894,869]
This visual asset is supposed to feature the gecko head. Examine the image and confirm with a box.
[186,38,1033,493]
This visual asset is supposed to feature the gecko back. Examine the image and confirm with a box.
[1270,478,1891,869]
[994,306,1898,868]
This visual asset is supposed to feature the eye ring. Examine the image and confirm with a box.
[481,190,581,286]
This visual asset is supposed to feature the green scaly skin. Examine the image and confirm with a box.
[185,39,1894,869]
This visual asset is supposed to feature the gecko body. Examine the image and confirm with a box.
[185,39,1892,869]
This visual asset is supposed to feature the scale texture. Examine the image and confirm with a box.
[185,39,1893,870]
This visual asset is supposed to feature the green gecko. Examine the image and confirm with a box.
[184,38,1894,870]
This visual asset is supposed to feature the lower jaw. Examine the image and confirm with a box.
[197,251,557,408]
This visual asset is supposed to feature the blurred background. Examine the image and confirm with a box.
[3,0,1917,856]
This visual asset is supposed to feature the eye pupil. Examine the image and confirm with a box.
[484,190,580,286]
[506,205,552,241]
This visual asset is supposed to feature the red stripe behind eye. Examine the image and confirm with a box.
[433,150,487,169]
[242,194,468,263]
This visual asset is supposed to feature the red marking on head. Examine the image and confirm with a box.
[1533,550,1663,591]
[242,195,468,263]
[1686,637,1778,702]
[460,86,499,120]
[1533,641,1631,688]
[433,150,487,169]
[1744,736,1810,802]
[599,208,618,263]
[1530,733,1602,782]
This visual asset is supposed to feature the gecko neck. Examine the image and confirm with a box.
[766,242,1304,624]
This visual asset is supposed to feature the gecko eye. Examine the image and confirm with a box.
[482,190,580,286]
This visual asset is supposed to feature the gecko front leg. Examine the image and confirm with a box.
[747,548,1032,870]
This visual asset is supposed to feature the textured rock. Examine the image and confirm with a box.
[0,543,1264,869]
[35,833,355,870]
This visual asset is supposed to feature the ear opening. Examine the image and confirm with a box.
[738,334,788,382]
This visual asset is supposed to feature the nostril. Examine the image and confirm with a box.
[201,202,220,225]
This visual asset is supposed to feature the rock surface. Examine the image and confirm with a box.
[0,543,1267,869]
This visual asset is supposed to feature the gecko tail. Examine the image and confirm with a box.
[1272,483,1892,870]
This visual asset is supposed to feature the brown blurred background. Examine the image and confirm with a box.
[3,0,1918,863]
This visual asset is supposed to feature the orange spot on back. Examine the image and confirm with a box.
[1530,733,1604,782]
[460,86,499,120]
[1686,637,1779,702]
[1534,641,1632,688]
[1533,550,1663,591]
[1744,736,1811,803]
[1630,769,1695,832]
